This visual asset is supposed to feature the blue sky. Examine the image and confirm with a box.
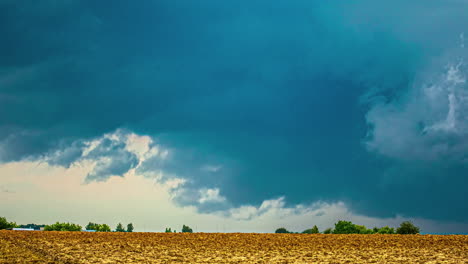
[1,0,467,233]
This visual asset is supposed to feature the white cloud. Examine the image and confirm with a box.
[198,188,226,204]
[125,133,155,162]
[366,46,468,162]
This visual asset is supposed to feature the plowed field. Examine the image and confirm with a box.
[1,231,467,263]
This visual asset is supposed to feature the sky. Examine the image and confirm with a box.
[0,0,467,233]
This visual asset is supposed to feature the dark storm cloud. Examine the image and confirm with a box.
[46,140,85,168]
[1,0,468,226]
[83,135,139,182]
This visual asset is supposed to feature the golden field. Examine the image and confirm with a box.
[0,231,467,263]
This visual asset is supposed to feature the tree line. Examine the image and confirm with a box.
[2,216,420,234]
[275,220,420,235]
[1,217,194,233]
[0,217,134,232]
[44,222,135,232]
[165,225,193,233]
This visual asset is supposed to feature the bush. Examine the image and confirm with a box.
[275,227,290,233]
[396,221,420,234]
[44,222,82,231]
[182,225,193,233]
[165,227,172,233]
[0,217,18,229]
[302,225,319,234]
[323,228,333,234]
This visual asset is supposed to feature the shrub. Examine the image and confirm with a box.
[397,221,420,234]
[323,228,333,234]
[165,227,172,233]
[275,227,290,233]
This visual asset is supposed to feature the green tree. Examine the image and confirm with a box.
[44,222,81,231]
[311,225,319,234]
[355,224,373,234]
[333,221,359,234]
[116,223,126,232]
[302,225,319,234]
[127,223,134,232]
[0,217,18,229]
[323,228,333,234]
[98,224,111,232]
[275,227,290,233]
[85,222,110,232]
[86,222,97,231]
[396,221,420,234]
[182,225,193,233]
[165,227,172,233]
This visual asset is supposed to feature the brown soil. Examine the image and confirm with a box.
[1,231,467,263]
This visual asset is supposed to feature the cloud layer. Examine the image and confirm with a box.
[1,0,468,225]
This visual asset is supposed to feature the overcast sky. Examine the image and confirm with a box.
[1,0,467,233]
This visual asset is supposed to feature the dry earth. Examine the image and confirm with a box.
[0,231,467,263]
